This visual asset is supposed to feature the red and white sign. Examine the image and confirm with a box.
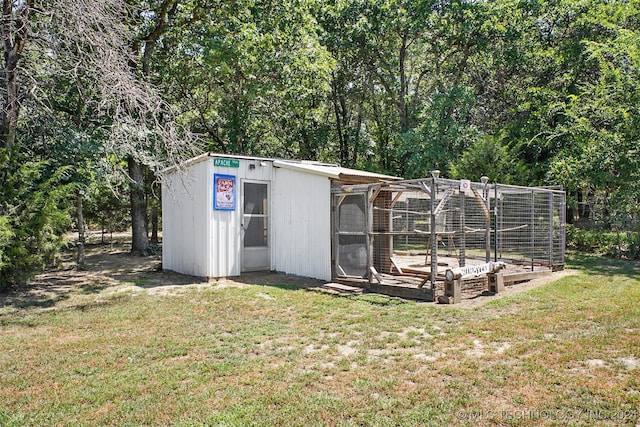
[460,179,471,193]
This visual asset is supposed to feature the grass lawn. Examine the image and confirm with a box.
[1,248,639,426]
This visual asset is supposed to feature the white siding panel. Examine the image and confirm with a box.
[162,159,212,278]
[271,168,331,281]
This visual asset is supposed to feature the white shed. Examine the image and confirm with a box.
[161,153,398,281]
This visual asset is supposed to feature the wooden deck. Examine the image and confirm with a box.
[333,253,558,302]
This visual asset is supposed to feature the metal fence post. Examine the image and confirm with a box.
[494,183,499,262]
[430,176,437,290]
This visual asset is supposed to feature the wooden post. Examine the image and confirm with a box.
[331,193,337,278]
[494,183,498,262]
[367,187,374,282]
[531,190,535,271]
[559,193,566,267]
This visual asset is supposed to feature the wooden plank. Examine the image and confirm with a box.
[465,224,528,234]
[504,270,552,284]
[389,257,403,274]
[390,191,404,208]
[433,184,456,216]
[414,229,457,236]
[364,282,435,301]
[398,266,431,276]
[418,181,431,195]
[470,187,491,222]
[417,276,430,288]
[369,185,383,203]
[322,282,364,294]
[373,206,430,216]
[370,266,383,283]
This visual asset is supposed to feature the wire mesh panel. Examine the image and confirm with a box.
[389,195,431,254]
[496,188,533,264]
[334,192,368,277]
[493,185,565,269]
[553,193,566,268]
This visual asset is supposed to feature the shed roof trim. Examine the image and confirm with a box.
[161,152,401,182]
[273,160,399,181]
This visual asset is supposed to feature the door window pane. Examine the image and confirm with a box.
[244,183,268,215]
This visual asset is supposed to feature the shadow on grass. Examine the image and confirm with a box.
[230,271,323,291]
[79,243,206,289]
[355,293,407,306]
[566,251,640,279]
[5,293,68,310]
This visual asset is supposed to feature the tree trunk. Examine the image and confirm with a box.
[331,78,347,165]
[398,35,409,132]
[76,192,86,268]
[0,48,19,148]
[150,199,159,245]
[1,0,35,148]
[129,157,149,255]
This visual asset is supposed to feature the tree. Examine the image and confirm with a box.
[548,14,640,228]
[155,0,333,160]
[0,0,197,284]
[0,152,74,288]
[449,134,525,184]
[318,0,492,176]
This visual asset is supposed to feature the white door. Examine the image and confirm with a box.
[242,181,270,272]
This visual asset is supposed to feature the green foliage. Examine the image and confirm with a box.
[449,134,527,184]
[396,86,478,178]
[83,179,129,234]
[156,0,334,158]
[545,8,640,228]
[0,149,74,289]
[0,216,14,272]
[566,225,640,260]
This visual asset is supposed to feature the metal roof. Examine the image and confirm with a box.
[161,152,401,183]
[272,159,400,182]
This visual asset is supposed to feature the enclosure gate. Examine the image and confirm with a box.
[332,191,369,279]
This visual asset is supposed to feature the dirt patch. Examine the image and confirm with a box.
[444,269,579,308]
[0,242,330,312]
[0,243,208,311]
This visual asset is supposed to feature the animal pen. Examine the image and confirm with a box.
[331,176,566,302]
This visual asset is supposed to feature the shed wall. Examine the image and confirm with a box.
[162,159,212,277]
[271,167,332,280]
[210,158,273,277]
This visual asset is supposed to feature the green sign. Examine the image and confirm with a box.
[214,158,240,168]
